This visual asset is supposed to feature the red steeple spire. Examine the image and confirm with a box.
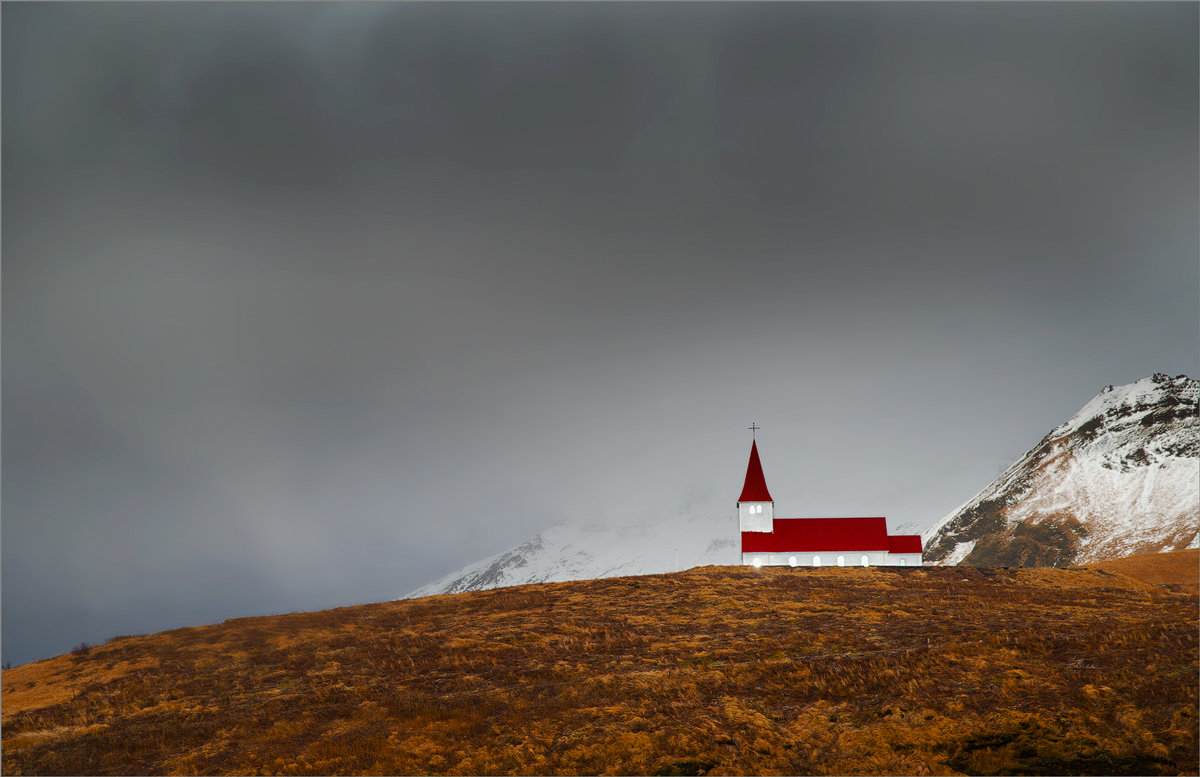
[738,440,773,502]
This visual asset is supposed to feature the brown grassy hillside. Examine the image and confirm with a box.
[3,564,1197,776]
[1078,547,1198,593]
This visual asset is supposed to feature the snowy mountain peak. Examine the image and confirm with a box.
[1053,373,1194,440]
[923,374,1198,567]
[405,515,740,600]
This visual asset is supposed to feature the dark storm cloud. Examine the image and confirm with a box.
[4,3,1197,666]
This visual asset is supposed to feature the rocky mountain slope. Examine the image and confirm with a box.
[923,373,1198,567]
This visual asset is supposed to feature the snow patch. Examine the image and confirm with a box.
[940,540,977,566]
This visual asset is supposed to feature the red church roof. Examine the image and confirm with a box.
[888,535,924,554]
[742,517,890,553]
[741,518,925,555]
[738,440,773,502]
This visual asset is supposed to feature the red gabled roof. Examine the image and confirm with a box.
[738,440,773,502]
[741,517,891,553]
[888,535,923,554]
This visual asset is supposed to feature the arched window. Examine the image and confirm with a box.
[837,555,845,567]
[861,555,870,567]
[899,558,907,567]
[752,558,763,568]
[812,555,821,567]
[788,556,797,567]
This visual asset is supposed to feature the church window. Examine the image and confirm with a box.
[837,555,845,567]
[752,558,763,568]
[788,556,797,567]
[861,555,870,567]
[812,555,821,567]
[899,558,907,566]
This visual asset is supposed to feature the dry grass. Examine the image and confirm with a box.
[1078,547,1198,593]
[2,562,1196,776]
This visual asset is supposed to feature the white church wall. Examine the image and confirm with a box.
[742,552,923,567]
[738,501,773,533]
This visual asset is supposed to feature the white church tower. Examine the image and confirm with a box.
[737,428,774,534]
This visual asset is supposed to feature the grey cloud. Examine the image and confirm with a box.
[4,2,1196,666]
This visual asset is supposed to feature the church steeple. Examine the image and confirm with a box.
[738,440,773,502]
[737,434,774,533]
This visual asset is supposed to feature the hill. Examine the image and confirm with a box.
[3,563,1196,776]
[924,374,1199,567]
[1078,547,1199,593]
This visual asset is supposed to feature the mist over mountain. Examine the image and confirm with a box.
[405,512,740,599]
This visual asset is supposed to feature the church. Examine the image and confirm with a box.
[737,434,923,567]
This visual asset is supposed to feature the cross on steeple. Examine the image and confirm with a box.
[748,423,760,439]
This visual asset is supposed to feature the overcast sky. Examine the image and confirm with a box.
[4,2,1197,666]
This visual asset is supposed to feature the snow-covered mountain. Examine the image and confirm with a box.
[404,512,740,599]
[923,373,1199,567]
[407,374,1197,596]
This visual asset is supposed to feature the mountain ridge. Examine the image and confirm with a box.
[923,373,1198,566]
